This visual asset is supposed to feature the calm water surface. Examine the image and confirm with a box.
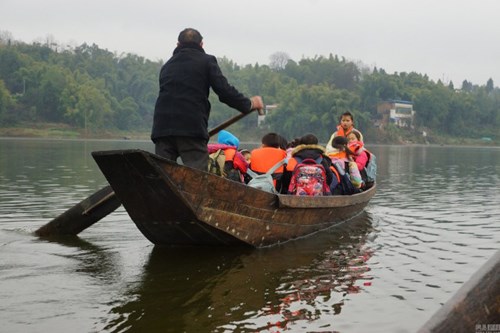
[0,138,499,333]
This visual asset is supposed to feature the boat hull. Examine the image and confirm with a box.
[92,149,376,247]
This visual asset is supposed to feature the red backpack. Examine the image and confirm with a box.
[287,158,331,196]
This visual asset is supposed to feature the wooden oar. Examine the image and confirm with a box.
[35,110,257,237]
[35,185,121,237]
[207,110,255,136]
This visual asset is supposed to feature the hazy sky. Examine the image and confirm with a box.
[1,0,499,86]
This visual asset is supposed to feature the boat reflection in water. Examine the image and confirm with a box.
[102,212,375,333]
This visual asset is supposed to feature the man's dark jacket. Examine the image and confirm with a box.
[151,43,251,142]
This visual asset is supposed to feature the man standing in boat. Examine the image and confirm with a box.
[151,28,264,170]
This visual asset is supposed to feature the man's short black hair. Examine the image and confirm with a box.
[178,28,203,44]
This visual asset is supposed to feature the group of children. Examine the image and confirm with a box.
[208,112,376,196]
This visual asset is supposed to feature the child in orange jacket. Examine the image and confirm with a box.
[326,112,364,154]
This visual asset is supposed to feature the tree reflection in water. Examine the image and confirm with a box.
[224,213,374,332]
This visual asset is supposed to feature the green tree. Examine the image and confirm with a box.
[115,96,140,130]
[0,79,14,123]
[37,65,71,121]
[413,84,451,130]
[61,75,112,131]
[486,78,494,94]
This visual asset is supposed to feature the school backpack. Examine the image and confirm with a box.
[288,158,331,196]
[364,150,377,184]
[208,149,226,176]
[246,159,286,194]
[331,160,359,195]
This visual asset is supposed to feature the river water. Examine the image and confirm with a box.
[0,138,499,333]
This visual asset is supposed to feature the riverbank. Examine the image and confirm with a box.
[0,122,497,147]
[0,123,150,140]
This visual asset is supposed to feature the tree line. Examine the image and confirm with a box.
[0,37,498,142]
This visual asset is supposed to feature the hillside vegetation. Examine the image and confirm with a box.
[0,37,498,144]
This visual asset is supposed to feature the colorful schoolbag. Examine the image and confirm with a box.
[288,158,331,196]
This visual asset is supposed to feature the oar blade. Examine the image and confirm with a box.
[35,185,121,237]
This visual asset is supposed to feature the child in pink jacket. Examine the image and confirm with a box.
[347,130,369,172]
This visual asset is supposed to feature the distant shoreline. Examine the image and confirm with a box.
[0,123,150,141]
[2,137,498,150]
[0,123,497,147]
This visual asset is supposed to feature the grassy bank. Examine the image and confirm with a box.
[0,123,150,140]
[0,122,497,147]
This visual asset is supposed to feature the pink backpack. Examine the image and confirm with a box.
[288,158,331,196]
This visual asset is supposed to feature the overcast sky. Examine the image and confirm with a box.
[1,0,499,87]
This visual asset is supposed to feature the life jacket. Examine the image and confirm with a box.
[330,165,340,183]
[287,157,331,196]
[250,147,287,175]
[327,164,341,194]
[335,125,365,141]
[334,125,352,138]
[286,157,296,171]
[327,150,348,161]
[223,147,236,162]
[250,147,287,187]
[347,140,364,156]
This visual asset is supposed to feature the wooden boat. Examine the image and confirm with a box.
[418,249,500,332]
[91,149,376,248]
